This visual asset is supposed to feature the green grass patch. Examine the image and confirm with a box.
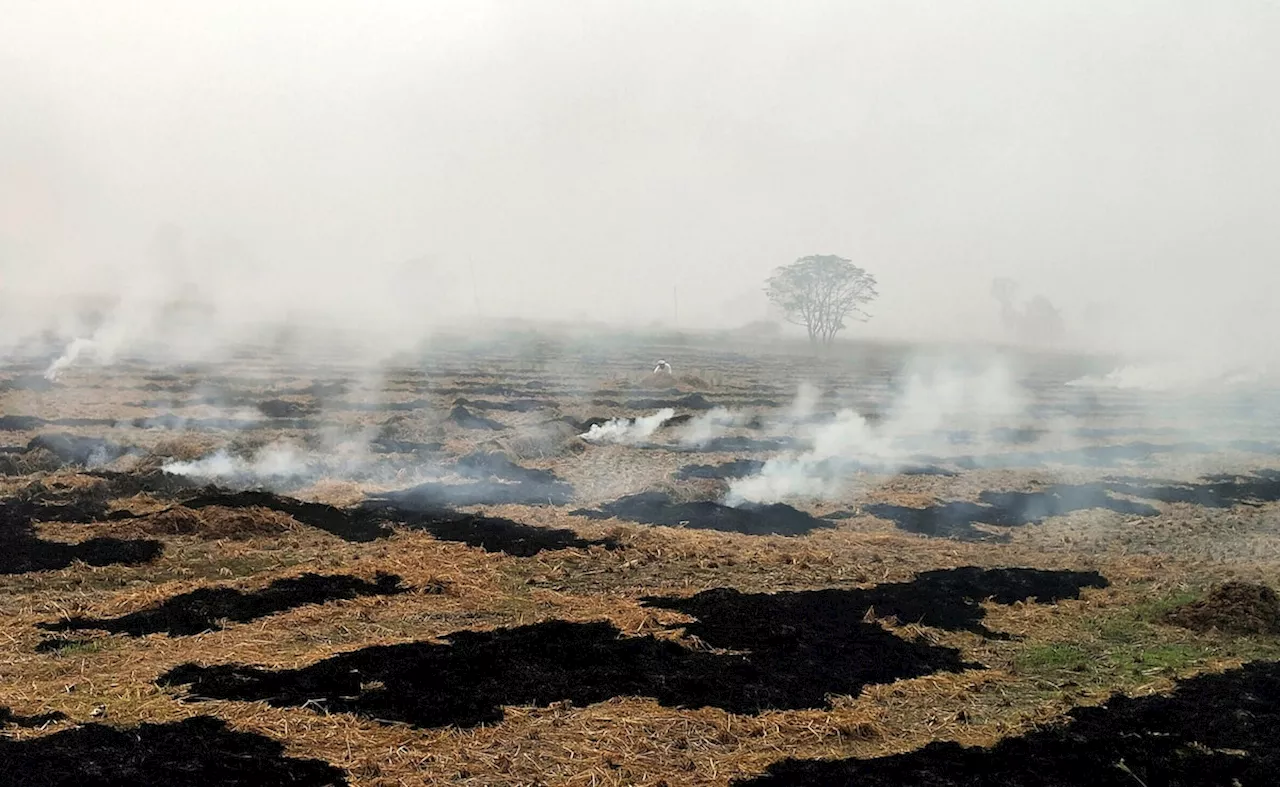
[1106,642,1202,676]
[40,638,105,657]
[1128,588,1204,623]
[1016,643,1091,673]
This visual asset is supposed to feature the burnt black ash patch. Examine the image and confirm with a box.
[368,437,445,455]
[373,454,575,508]
[159,567,1101,729]
[674,436,800,453]
[84,469,199,499]
[40,572,407,637]
[5,481,115,524]
[447,405,504,431]
[592,393,718,411]
[573,491,830,536]
[129,413,267,431]
[180,490,390,542]
[646,567,1108,641]
[453,397,557,412]
[369,504,615,556]
[160,617,963,727]
[26,434,130,467]
[0,715,347,787]
[561,415,612,434]
[288,380,351,398]
[675,460,766,481]
[154,486,600,556]
[1105,470,1280,508]
[899,464,961,476]
[453,451,564,486]
[0,707,66,728]
[736,660,1280,787]
[256,399,319,419]
[988,426,1046,444]
[372,480,572,507]
[864,483,1161,541]
[0,374,57,393]
[0,416,46,431]
[0,501,163,574]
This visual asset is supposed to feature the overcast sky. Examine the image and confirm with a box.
[2,1,1277,357]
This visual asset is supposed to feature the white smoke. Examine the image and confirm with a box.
[775,381,823,428]
[1066,359,1269,392]
[677,406,743,448]
[161,422,379,487]
[726,358,1031,505]
[43,337,97,380]
[580,408,675,445]
[39,268,181,379]
[164,442,308,481]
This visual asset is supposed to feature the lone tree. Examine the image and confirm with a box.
[765,255,879,345]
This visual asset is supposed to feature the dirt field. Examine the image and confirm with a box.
[2,335,1279,786]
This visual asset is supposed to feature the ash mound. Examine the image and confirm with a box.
[1165,582,1280,636]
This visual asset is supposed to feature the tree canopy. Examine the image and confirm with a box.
[764,255,878,345]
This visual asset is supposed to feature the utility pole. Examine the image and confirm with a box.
[673,286,679,326]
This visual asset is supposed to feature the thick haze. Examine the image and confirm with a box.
[2,1,1277,363]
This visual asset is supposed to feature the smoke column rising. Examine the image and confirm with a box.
[580,409,675,445]
[726,356,1032,505]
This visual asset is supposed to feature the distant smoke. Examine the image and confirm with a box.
[783,382,821,424]
[677,407,743,448]
[580,408,675,445]
[43,337,96,380]
[1066,360,1268,392]
[162,423,379,488]
[726,358,1030,505]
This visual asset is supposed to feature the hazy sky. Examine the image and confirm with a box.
[2,1,1277,355]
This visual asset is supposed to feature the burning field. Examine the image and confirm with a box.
[3,338,1280,786]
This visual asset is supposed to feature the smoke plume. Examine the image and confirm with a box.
[580,409,675,445]
[726,357,1031,505]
